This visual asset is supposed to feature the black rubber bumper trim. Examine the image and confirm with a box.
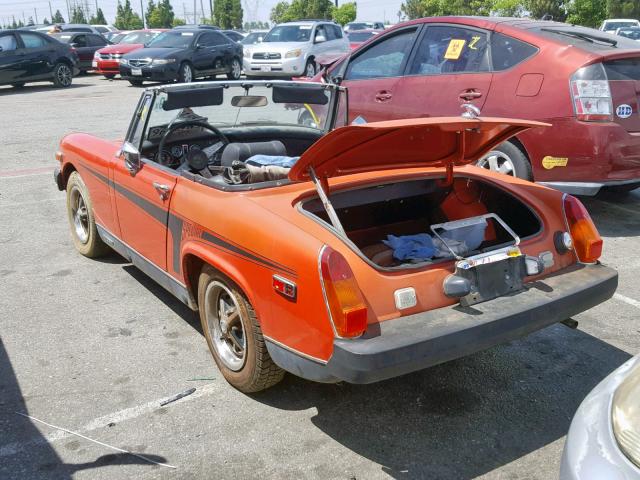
[54,167,64,191]
[326,263,618,384]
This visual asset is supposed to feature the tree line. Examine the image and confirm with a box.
[270,0,358,26]
[399,0,639,28]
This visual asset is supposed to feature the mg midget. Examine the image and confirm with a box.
[54,81,617,392]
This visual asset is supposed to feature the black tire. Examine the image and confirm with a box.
[104,74,116,80]
[52,62,73,88]
[198,265,284,393]
[11,82,25,89]
[65,171,110,258]
[304,59,316,78]
[128,79,143,87]
[178,62,194,83]
[477,141,532,180]
[226,57,242,80]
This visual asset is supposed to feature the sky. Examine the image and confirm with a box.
[0,0,404,28]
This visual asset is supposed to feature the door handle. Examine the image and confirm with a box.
[375,91,392,102]
[459,89,483,101]
[152,182,171,200]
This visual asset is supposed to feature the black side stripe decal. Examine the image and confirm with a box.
[81,163,296,276]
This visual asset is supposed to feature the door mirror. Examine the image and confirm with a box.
[315,35,326,44]
[0,46,3,53]
[196,44,205,49]
[119,142,141,175]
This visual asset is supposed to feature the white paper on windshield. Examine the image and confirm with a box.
[299,25,312,29]
[181,32,194,36]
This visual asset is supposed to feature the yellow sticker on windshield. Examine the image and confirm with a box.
[542,156,569,169]
[444,39,466,60]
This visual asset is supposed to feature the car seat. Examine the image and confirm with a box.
[220,140,287,167]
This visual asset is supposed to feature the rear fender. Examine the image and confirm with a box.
[180,241,260,314]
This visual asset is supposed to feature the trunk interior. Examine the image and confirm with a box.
[302,176,542,268]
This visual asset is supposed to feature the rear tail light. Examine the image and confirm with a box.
[563,194,603,263]
[319,246,368,338]
[570,63,613,122]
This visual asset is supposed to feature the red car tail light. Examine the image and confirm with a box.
[570,63,613,122]
[563,194,603,263]
[319,246,367,338]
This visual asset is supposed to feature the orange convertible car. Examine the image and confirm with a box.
[55,81,617,392]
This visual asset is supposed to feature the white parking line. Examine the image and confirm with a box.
[0,382,217,458]
[614,293,640,310]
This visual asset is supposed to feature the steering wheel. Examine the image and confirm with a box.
[157,120,231,168]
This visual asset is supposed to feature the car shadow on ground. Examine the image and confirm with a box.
[252,326,630,479]
[581,189,640,237]
[0,82,90,96]
[0,338,170,479]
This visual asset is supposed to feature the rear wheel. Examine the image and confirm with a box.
[178,62,193,83]
[227,58,242,80]
[65,171,110,258]
[477,141,532,180]
[52,62,73,88]
[198,265,284,393]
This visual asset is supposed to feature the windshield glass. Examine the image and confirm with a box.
[348,31,376,42]
[147,31,194,48]
[605,21,638,30]
[241,31,266,44]
[143,82,342,144]
[347,22,373,30]
[121,31,158,44]
[53,34,75,43]
[618,28,640,40]
[263,25,311,42]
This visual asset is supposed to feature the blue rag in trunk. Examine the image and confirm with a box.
[383,234,436,261]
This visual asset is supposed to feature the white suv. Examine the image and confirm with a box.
[243,21,350,78]
[599,18,640,33]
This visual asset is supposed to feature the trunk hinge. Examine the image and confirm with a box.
[308,167,346,236]
[441,130,466,187]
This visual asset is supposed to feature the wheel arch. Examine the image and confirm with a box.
[181,244,261,316]
[60,161,78,190]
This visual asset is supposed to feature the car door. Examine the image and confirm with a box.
[0,33,23,84]
[111,95,178,271]
[15,32,53,79]
[340,26,420,123]
[87,34,108,64]
[211,32,235,71]
[192,32,220,75]
[394,24,493,119]
[71,34,93,69]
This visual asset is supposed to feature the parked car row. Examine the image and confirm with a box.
[312,17,640,195]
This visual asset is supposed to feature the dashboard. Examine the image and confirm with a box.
[149,139,225,166]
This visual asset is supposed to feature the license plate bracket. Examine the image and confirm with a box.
[456,255,526,307]
[131,68,142,76]
[260,65,272,72]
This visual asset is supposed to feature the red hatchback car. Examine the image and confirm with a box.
[321,17,640,195]
[93,29,166,79]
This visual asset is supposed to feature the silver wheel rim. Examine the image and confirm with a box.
[57,64,72,86]
[205,281,246,371]
[231,59,241,79]
[477,151,516,176]
[182,64,192,83]
[305,62,315,77]
[70,186,89,244]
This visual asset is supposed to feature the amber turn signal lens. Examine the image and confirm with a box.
[319,246,367,338]
[563,195,603,263]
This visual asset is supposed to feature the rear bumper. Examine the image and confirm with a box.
[267,263,617,384]
[538,179,640,196]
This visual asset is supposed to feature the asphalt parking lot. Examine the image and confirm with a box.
[0,75,639,480]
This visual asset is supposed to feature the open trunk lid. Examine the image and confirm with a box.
[288,117,548,181]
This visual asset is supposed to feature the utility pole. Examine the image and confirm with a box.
[66,0,71,21]
[34,8,38,23]
[193,0,197,24]
[183,3,187,23]
[140,0,146,28]
[209,0,213,20]
[49,1,53,20]
[200,0,205,22]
